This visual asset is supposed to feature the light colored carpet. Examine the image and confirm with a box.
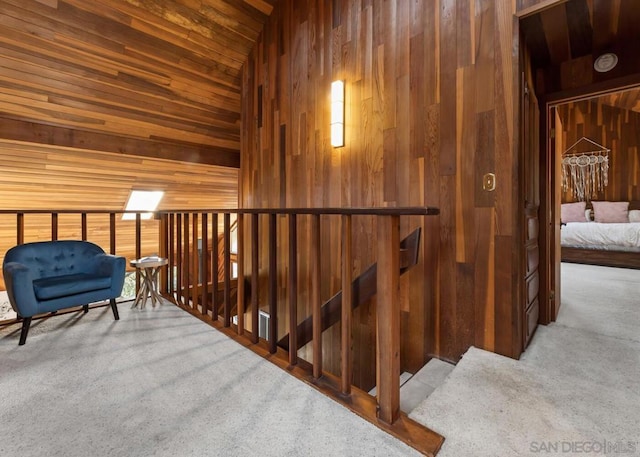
[557,262,640,342]
[0,291,17,321]
[0,302,420,457]
[410,263,640,456]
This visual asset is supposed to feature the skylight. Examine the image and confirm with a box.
[122,190,164,220]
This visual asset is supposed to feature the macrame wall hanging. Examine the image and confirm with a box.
[561,137,610,202]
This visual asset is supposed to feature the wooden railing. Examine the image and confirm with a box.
[0,209,164,291]
[0,207,443,454]
[158,207,439,428]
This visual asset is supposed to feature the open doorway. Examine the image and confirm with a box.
[542,85,640,326]
[549,87,640,337]
[519,0,640,336]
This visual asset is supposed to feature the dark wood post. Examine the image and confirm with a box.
[376,215,401,424]
[200,213,209,315]
[223,213,231,327]
[192,213,199,312]
[236,213,245,335]
[109,213,116,255]
[51,213,58,241]
[311,214,322,378]
[251,213,259,343]
[288,214,298,365]
[211,213,219,320]
[268,213,277,353]
[341,214,353,395]
[81,213,87,241]
[16,213,24,245]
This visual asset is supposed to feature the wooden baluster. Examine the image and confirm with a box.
[211,213,219,320]
[288,214,298,365]
[311,214,322,378]
[201,213,209,316]
[251,213,259,343]
[135,213,142,294]
[168,214,175,296]
[81,213,87,241]
[192,213,199,313]
[376,215,401,425]
[183,213,190,308]
[51,213,58,241]
[341,215,352,395]
[223,213,231,327]
[268,213,277,354]
[109,213,116,255]
[236,213,245,336]
[159,214,169,294]
[176,214,183,305]
[16,213,24,245]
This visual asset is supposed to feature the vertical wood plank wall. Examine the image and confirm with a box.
[557,100,640,203]
[241,0,523,384]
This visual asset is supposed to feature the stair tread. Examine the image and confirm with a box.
[410,358,455,388]
[399,358,456,413]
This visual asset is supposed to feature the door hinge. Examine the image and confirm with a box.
[550,128,556,139]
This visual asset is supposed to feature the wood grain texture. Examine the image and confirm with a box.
[0,0,276,164]
[520,0,640,95]
[240,0,522,387]
[376,215,400,425]
[557,98,640,203]
[0,141,238,289]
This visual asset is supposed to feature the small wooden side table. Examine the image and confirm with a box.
[130,257,169,309]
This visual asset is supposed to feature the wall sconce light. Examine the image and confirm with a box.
[331,80,345,148]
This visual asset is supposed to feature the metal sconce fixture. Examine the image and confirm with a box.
[331,80,345,148]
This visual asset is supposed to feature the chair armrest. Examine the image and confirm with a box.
[95,254,126,296]
[2,262,38,317]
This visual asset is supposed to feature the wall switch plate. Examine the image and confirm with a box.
[483,173,496,191]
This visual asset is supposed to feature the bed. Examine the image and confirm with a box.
[560,200,640,269]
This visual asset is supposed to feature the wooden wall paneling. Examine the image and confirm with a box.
[0,0,277,165]
[241,0,523,387]
[0,141,239,211]
[557,99,640,203]
[0,141,238,290]
[519,0,640,96]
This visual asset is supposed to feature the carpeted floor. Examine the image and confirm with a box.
[409,262,640,456]
[0,302,420,457]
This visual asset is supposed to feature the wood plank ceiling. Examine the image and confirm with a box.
[0,0,276,166]
[520,0,640,71]
[520,0,640,97]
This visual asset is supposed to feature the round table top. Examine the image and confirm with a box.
[130,257,169,268]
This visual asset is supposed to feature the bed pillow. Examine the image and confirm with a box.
[592,201,629,223]
[561,202,587,223]
[629,209,640,223]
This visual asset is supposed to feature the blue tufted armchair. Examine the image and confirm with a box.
[3,240,126,345]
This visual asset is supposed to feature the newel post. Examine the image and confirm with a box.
[376,214,400,424]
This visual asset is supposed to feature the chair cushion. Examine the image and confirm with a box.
[33,273,111,301]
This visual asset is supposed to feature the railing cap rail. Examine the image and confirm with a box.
[0,207,439,216]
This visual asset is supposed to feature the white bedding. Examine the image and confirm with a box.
[561,222,640,252]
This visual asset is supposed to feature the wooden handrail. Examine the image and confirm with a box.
[0,207,439,216]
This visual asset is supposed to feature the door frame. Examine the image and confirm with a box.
[538,75,640,324]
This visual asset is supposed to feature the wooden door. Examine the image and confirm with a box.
[523,79,540,349]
